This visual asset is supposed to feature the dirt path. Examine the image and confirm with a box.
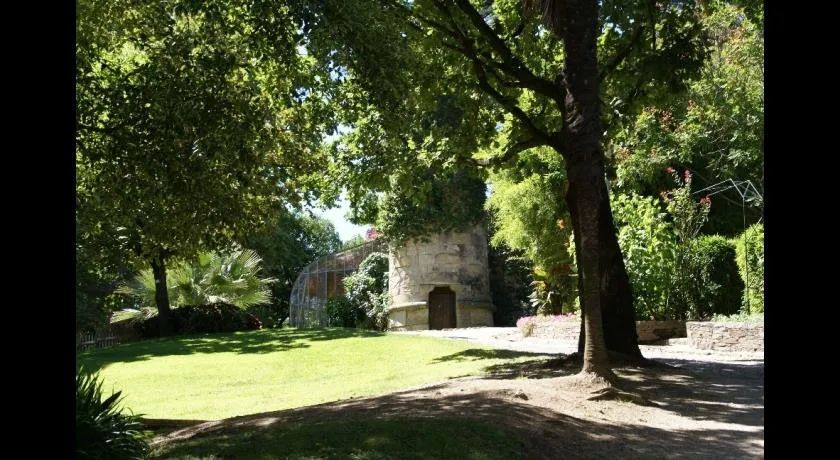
[152,327,764,459]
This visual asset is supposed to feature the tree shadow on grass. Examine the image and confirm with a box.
[430,348,555,364]
[77,328,387,373]
[154,378,763,459]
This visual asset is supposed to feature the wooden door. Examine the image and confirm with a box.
[428,287,456,330]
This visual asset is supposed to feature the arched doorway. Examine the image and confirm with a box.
[428,286,456,330]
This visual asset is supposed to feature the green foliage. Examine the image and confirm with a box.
[116,245,276,311]
[177,303,263,335]
[324,296,360,328]
[76,368,150,460]
[710,311,764,323]
[676,235,744,320]
[134,302,263,338]
[485,150,572,272]
[338,234,367,251]
[244,211,342,324]
[374,167,488,244]
[611,192,678,320]
[486,150,578,315]
[342,252,391,330]
[487,238,535,326]
[734,223,764,313]
[662,169,712,244]
[610,1,764,236]
[76,0,333,329]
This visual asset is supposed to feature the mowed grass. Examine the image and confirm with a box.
[152,418,523,459]
[77,328,548,420]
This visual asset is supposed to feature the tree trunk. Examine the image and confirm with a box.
[150,256,174,337]
[571,182,641,359]
[559,0,614,379]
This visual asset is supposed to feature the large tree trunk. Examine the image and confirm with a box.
[559,0,615,380]
[150,256,174,337]
[572,182,642,359]
[531,0,642,361]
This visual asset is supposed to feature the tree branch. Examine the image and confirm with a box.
[599,25,646,82]
[449,0,565,105]
[476,136,553,166]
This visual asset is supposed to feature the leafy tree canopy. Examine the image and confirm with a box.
[77,0,334,268]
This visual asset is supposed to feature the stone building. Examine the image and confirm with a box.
[386,225,495,331]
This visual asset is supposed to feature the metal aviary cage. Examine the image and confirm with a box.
[289,238,387,328]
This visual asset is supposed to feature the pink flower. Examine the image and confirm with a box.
[665,166,675,174]
[700,196,711,205]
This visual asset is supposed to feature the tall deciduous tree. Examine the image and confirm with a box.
[297,0,709,377]
[77,0,331,335]
[243,211,342,323]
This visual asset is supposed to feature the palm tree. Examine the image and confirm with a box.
[114,245,276,322]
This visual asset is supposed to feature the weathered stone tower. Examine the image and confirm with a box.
[386,225,495,331]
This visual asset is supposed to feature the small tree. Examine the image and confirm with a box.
[115,246,276,322]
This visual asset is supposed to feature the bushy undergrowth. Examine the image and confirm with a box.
[710,311,764,323]
[734,223,764,314]
[325,252,391,331]
[674,235,744,320]
[76,368,150,459]
[135,302,262,338]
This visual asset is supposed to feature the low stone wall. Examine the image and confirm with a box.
[636,320,686,343]
[529,321,580,340]
[686,321,764,352]
[526,319,686,343]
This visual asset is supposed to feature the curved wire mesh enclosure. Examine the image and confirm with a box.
[289,239,387,328]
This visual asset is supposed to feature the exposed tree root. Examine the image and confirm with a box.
[585,387,659,407]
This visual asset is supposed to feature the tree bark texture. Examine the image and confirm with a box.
[150,256,174,337]
[559,0,613,376]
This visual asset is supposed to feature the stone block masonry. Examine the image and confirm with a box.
[686,322,764,352]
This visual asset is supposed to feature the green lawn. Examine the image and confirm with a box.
[152,418,523,459]
[77,328,549,420]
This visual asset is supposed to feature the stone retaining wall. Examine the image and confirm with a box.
[526,320,686,343]
[524,319,764,352]
[635,320,686,343]
[529,321,580,340]
[686,321,764,352]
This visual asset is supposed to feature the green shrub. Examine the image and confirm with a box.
[342,252,391,331]
[325,296,361,328]
[612,192,678,320]
[734,223,764,314]
[711,311,764,323]
[674,235,744,320]
[177,303,263,334]
[135,302,262,338]
[76,368,150,460]
[245,304,284,328]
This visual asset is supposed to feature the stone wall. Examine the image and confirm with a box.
[635,320,686,343]
[529,321,580,340]
[687,321,764,352]
[526,320,686,343]
[387,225,494,330]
